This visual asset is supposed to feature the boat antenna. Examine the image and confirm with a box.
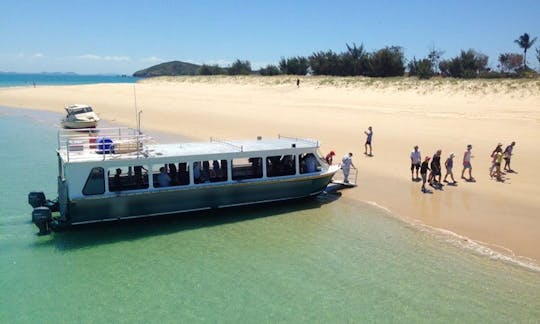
[133,84,142,134]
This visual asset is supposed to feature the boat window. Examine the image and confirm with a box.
[108,165,149,192]
[83,167,105,195]
[232,157,263,180]
[266,155,296,177]
[151,163,190,188]
[197,160,228,184]
[300,153,320,174]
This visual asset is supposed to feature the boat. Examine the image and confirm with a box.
[28,127,340,234]
[61,104,100,129]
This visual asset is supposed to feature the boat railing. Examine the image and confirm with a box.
[210,137,244,152]
[278,134,320,147]
[57,127,154,162]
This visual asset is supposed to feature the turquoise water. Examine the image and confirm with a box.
[0,73,140,87]
[1,107,539,323]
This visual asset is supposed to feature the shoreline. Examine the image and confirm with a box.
[1,77,539,264]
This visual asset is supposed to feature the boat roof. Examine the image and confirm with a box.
[65,104,92,111]
[57,128,321,164]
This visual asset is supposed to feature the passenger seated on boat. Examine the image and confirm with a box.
[193,162,201,183]
[211,160,221,180]
[280,155,295,175]
[304,153,317,173]
[248,157,262,177]
[220,160,228,180]
[113,168,122,190]
[201,161,211,183]
[178,162,189,185]
[168,163,178,184]
[134,165,148,189]
[157,167,171,187]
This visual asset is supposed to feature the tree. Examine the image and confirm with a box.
[259,64,281,76]
[408,57,434,79]
[228,59,252,75]
[439,49,488,78]
[308,50,341,75]
[278,56,309,75]
[514,33,537,70]
[198,64,225,75]
[340,43,370,76]
[427,46,444,74]
[498,53,523,73]
[537,47,540,68]
[369,46,405,77]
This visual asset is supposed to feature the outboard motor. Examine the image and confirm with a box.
[28,191,46,208]
[32,207,52,235]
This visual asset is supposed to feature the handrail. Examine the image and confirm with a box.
[58,127,153,161]
[278,134,320,147]
[210,137,244,151]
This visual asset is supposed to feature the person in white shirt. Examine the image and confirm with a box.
[341,152,356,183]
[461,144,474,181]
[410,145,421,181]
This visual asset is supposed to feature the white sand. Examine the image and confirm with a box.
[1,75,539,262]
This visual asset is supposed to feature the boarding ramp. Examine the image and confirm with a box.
[331,166,358,188]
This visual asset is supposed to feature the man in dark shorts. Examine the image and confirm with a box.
[429,149,442,186]
[410,145,421,181]
[420,156,431,193]
[364,126,373,156]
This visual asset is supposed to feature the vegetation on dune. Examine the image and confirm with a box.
[133,33,539,79]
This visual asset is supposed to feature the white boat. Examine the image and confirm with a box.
[61,104,100,129]
[28,128,340,234]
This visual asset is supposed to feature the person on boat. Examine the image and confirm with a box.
[193,162,201,183]
[325,151,335,165]
[304,153,317,173]
[341,153,356,183]
[113,168,122,190]
[157,167,171,187]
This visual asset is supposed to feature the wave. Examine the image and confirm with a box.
[363,200,540,273]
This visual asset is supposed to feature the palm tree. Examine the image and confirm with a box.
[537,47,540,67]
[514,33,537,69]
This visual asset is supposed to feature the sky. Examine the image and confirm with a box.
[1,0,539,74]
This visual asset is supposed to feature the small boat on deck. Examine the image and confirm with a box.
[28,128,340,234]
[61,104,100,129]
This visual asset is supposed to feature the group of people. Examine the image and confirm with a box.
[411,141,516,193]
[325,151,356,183]
[489,142,516,181]
[411,144,475,193]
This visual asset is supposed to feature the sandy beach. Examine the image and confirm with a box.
[1,76,539,263]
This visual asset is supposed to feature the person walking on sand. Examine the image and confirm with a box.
[461,144,474,181]
[429,149,442,186]
[410,145,421,181]
[364,126,373,156]
[494,149,504,181]
[489,143,503,178]
[296,79,300,87]
[420,156,431,193]
[325,151,335,165]
[443,153,456,184]
[503,141,516,172]
[341,152,356,183]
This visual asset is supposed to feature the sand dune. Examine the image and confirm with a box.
[1,75,539,263]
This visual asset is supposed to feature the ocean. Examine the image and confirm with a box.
[0,73,140,88]
[0,106,539,323]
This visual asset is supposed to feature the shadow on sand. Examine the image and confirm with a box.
[32,192,342,251]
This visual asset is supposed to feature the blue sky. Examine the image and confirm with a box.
[1,0,539,74]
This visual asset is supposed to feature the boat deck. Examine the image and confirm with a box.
[57,128,321,163]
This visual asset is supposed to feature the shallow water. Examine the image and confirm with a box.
[0,107,539,322]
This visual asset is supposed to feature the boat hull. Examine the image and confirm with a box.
[64,173,334,225]
[61,120,98,129]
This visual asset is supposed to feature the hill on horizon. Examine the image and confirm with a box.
[133,61,200,77]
